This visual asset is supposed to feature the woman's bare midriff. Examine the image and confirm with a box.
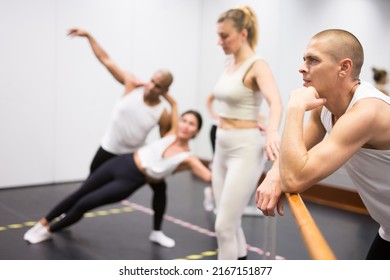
[218,117,258,129]
[133,152,143,172]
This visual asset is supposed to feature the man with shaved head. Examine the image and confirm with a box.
[65,28,175,248]
[256,29,390,259]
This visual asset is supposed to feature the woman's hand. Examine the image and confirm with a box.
[265,130,280,161]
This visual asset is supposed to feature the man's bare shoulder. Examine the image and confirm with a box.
[342,98,390,148]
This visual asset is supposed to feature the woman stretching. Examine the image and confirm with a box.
[24,93,211,244]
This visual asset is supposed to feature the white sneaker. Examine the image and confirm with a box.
[25,224,51,244]
[203,186,214,212]
[23,222,44,241]
[149,231,175,248]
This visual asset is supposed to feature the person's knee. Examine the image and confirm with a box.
[215,219,235,240]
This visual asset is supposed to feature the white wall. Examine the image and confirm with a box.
[0,0,58,187]
[0,0,201,188]
[1,0,389,189]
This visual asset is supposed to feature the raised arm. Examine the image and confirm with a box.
[67,28,142,93]
[157,109,171,137]
[181,156,212,182]
[160,93,178,136]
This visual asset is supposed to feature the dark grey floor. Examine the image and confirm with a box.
[0,171,379,260]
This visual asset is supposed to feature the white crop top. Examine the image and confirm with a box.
[101,88,165,154]
[321,81,390,241]
[213,55,263,121]
[137,135,191,180]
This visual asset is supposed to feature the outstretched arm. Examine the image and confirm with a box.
[181,156,212,182]
[67,28,143,92]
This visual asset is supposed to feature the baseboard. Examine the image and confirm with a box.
[300,184,368,215]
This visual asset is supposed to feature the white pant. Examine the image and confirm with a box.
[212,128,266,259]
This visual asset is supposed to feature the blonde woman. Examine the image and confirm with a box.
[212,6,282,259]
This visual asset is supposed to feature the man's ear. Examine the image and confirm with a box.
[339,59,352,77]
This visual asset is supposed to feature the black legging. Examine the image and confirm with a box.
[46,154,147,232]
[366,232,390,260]
[89,146,167,231]
[89,146,117,173]
[210,124,217,154]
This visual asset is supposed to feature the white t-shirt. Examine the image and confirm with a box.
[101,88,165,154]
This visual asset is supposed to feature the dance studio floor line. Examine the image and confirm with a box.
[0,171,380,260]
[0,200,284,260]
[121,200,286,260]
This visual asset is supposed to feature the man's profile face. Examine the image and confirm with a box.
[299,38,340,94]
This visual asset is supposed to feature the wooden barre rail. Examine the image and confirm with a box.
[285,193,336,260]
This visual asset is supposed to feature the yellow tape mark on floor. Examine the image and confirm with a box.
[176,249,218,260]
[84,213,96,218]
[8,224,23,229]
[0,206,134,232]
[201,250,217,257]
[186,254,203,260]
[96,210,109,216]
